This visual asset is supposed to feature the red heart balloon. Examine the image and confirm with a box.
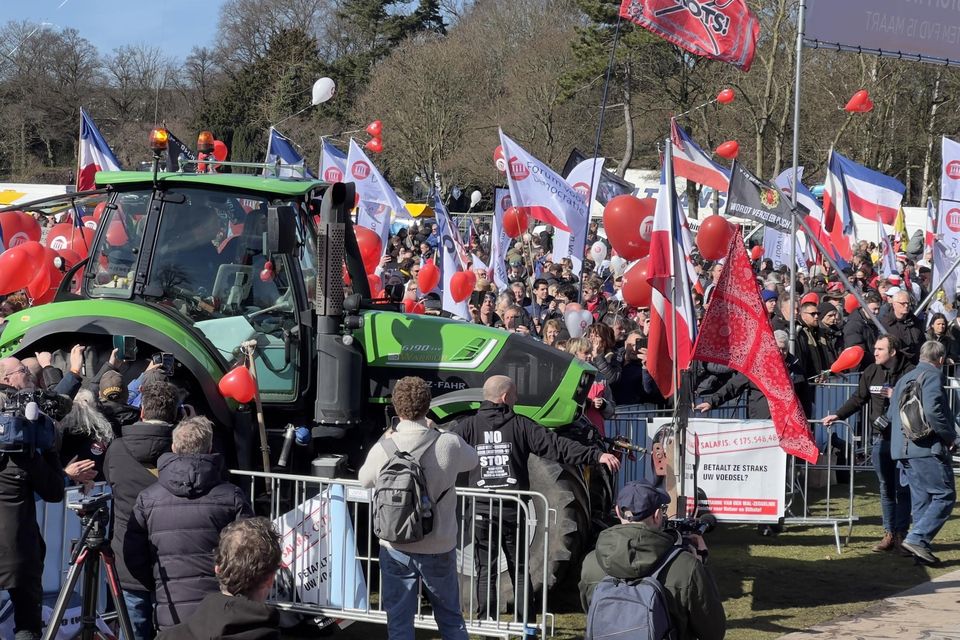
[418,261,441,293]
[716,88,736,105]
[844,293,860,315]
[364,137,383,153]
[354,225,382,274]
[493,145,506,173]
[696,215,735,260]
[366,120,382,137]
[830,345,865,374]
[450,271,474,302]
[502,206,529,239]
[602,195,656,261]
[844,90,869,112]
[621,257,652,308]
[213,140,228,162]
[45,223,95,258]
[367,273,383,298]
[0,242,44,295]
[857,99,874,113]
[403,299,425,314]
[715,140,739,160]
[0,211,41,247]
[750,246,764,260]
[218,365,257,404]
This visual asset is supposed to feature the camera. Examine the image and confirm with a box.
[872,414,891,434]
[666,513,717,537]
[68,492,112,517]
[0,390,65,455]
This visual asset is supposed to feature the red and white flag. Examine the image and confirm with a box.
[823,149,905,233]
[499,129,588,271]
[692,230,818,464]
[77,108,121,191]
[645,141,698,398]
[670,120,730,193]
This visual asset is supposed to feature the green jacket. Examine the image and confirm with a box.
[579,523,726,640]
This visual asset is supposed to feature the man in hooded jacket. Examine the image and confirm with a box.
[579,480,725,640]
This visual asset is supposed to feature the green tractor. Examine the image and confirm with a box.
[0,161,611,591]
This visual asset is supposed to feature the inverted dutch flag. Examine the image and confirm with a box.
[77,108,122,191]
[822,149,905,233]
[320,138,347,183]
[774,167,852,264]
[265,127,316,178]
[670,119,730,193]
[646,139,698,398]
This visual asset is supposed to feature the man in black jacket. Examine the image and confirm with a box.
[449,376,620,619]
[157,517,281,640]
[103,380,179,640]
[823,335,913,553]
[0,439,64,640]
[843,291,882,370]
[883,290,925,363]
[129,416,252,630]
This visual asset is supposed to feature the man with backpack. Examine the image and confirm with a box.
[358,376,478,640]
[888,340,959,564]
[579,480,725,640]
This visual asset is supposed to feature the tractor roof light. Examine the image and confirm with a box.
[197,130,215,154]
[149,128,169,153]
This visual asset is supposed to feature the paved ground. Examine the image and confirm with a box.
[779,568,960,639]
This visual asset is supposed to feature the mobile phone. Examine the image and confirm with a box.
[112,335,137,361]
[152,352,175,376]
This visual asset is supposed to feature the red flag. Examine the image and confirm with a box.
[691,230,818,463]
[620,0,760,72]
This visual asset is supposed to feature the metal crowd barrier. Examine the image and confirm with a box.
[230,469,554,639]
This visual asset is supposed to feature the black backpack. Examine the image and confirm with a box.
[898,373,933,442]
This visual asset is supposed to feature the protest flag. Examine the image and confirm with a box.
[77,108,121,191]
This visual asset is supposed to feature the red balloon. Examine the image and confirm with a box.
[716,88,736,105]
[493,145,506,173]
[213,140,228,162]
[366,120,383,137]
[603,195,656,261]
[858,99,875,113]
[403,299,425,314]
[367,273,383,298]
[27,248,60,303]
[830,345,865,374]
[715,140,739,160]
[621,258,652,308]
[106,217,129,246]
[503,207,529,239]
[450,270,474,302]
[364,137,383,153]
[0,243,43,295]
[844,90,869,112]
[218,365,257,404]
[696,215,735,260]
[844,293,860,315]
[354,225,382,274]
[0,212,41,247]
[750,246,764,260]
[418,261,441,292]
[46,223,94,257]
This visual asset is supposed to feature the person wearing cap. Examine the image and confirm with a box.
[882,290,924,364]
[98,369,140,436]
[579,480,725,640]
[795,293,831,382]
[844,290,883,370]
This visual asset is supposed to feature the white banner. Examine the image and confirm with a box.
[562,158,603,274]
[650,418,786,523]
[347,139,405,253]
[434,196,472,320]
[806,0,960,64]
[761,225,800,270]
[491,188,512,292]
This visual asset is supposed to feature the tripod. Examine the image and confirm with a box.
[42,501,135,640]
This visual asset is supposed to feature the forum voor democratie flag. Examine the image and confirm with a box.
[77,108,121,191]
[938,137,960,259]
[491,189,512,292]
[620,0,759,72]
[433,193,471,320]
[264,127,316,178]
[320,138,347,183]
[347,139,405,254]
[822,149,905,234]
[670,120,730,193]
[692,229,818,464]
[645,141,697,398]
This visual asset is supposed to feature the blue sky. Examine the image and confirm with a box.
[5,0,225,60]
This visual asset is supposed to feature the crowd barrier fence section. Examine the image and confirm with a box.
[229,469,554,639]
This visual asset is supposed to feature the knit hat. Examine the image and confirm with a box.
[817,301,837,319]
[761,290,778,303]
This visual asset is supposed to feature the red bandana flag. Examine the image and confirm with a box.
[692,231,818,463]
[619,0,760,72]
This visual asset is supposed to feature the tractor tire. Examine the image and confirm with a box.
[527,455,591,594]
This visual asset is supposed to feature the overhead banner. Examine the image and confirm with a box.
[726,161,794,233]
[805,0,960,66]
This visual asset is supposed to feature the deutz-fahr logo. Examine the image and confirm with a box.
[760,188,780,209]
[351,161,370,180]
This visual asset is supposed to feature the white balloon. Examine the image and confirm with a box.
[609,255,627,277]
[565,309,594,339]
[312,77,336,105]
[470,190,482,208]
[590,241,607,262]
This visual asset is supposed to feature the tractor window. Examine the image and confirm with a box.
[85,191,149,299]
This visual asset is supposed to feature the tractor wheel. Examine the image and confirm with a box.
[527,455,591,594]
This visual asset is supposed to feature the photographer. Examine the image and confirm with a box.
[0,406,65,640]
[612,331,663,406]
[579,480,725,640]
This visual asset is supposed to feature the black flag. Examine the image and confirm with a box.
[561,148,635,206]
[165,129,196,172]
[726,161,796,233]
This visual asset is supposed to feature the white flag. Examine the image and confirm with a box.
[562,158,604,275]
[491,188,512,291]
[346,139,405,253]
[434,195,471,320]
[320,138,347,182]
[933,239,959,302]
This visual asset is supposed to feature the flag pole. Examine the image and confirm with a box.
[917,249,960,315]
[788,0,806,356]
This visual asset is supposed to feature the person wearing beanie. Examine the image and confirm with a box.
[761,289,778,323]
[818,301,842,362]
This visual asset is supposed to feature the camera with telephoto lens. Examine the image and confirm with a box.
[666,514,718,538]
[0,390,67,455]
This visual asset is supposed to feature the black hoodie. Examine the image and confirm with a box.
[156,592,279,640]
[450,401,601,492]
[832,353,914,440]
[129,453,252,630]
